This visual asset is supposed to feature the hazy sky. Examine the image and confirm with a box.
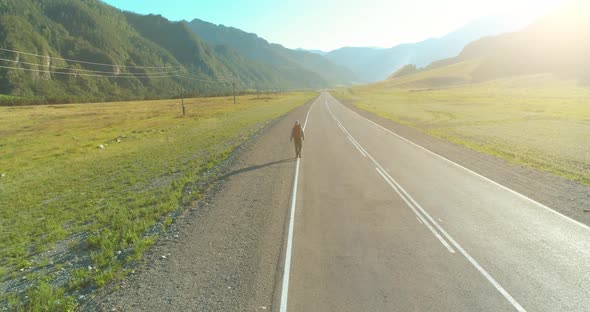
[102,0,566,51]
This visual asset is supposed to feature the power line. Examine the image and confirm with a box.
[0,47,182,70]
[0,47,239,82]
[181,72,232,81]
[0,63,235,83]
[179,74,232,83]
[181,69,233,80]
[0,57,181,76]
[0,64,181,79]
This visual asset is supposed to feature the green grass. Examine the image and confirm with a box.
[334,74,590,186]
[0,92,316,309]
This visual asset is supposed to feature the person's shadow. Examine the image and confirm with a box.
[216,158,296,181]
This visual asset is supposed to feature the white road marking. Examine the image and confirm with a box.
[439,218,443,223]
[329,101,367,157]
[332,95,589,232]
[348,136,368,155]
[279,95,318,312]
[347,136,367,157]
[303,98,314,130]
[328,96,526,312]
[377,167,455,253]
[328,98,455,252]
[416,217,423,224]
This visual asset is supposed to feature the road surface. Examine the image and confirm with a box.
[278,92,590,311]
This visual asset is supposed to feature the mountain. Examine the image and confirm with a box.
[297,49,328,56]
[381,1,590,88]
[123,13,327,90]
[324,17,519,82]
[427,0,590,84]
[187,19,358,85]
[0,0,333,105]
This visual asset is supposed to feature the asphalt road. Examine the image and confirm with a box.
[279,92,590,312]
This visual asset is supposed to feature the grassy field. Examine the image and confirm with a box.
[334,74,590,186]
[0,92,316,310]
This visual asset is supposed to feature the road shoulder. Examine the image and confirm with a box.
[83,98,315,311]
[337,98,590,227]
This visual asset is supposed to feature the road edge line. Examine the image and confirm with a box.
[329,97,526,311]
[331,94,590,231]
[279,94,317,312]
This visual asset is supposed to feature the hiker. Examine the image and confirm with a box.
[290,120,305,158]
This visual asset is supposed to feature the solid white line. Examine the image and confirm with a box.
[328,97,526,312]
[303,97,315,131]
[348,136,367,157]
[376,167,455,253]
[330,99,369,158]
[349,136,369,155]
[279,158,299,312]
[337,123,347,133]
[279,95,317,312]
[328,101,369,156]
[331,95,589,231]
[378,166,526,311]
[330,96,453,253]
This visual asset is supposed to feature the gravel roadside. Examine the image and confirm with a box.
[82,98,315,311]
[338,99,590,227]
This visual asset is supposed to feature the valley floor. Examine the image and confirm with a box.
[334,76,590,224]
[334,75,590,188]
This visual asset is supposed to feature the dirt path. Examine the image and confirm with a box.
[83,99,314,311]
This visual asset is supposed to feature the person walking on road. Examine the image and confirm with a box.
[291,120,305,158]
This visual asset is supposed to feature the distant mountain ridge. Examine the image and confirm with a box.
[0,0,351,104]
[429,1,590,84]
[381,1,590,88]
[324,17,519,82]
[297,48,328,56]
[187,19,358,86]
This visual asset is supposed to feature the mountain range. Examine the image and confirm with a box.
[0,0,568,105]
[321,17,520,82]
[187,19,357,86]
[0,0,355,104]
[431,1,590,84]
[381,0,590,88]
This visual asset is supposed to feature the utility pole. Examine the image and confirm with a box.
[232,73,236,105]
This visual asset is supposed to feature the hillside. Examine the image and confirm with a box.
[325,17,517,82]
[378,1,590,90]
[187,19,358,86]
[424,1,590,85]
[0,0,328,105]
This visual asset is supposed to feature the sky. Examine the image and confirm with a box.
[102,0,566,51]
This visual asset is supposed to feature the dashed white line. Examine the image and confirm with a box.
[329,96,455,253]
[328,96,527,312]
[332,95,589,232]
